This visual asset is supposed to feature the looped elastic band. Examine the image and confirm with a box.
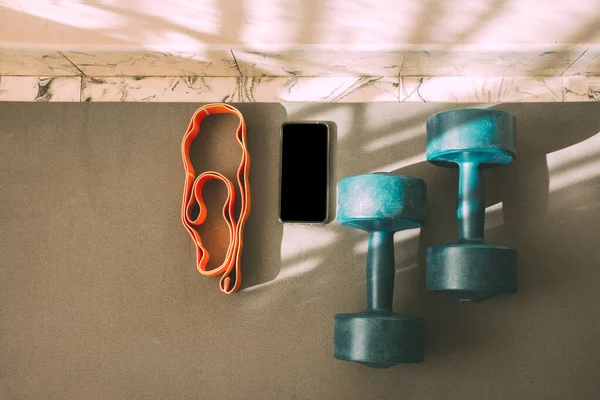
[181,104,250,294]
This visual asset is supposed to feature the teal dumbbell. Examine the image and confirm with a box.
[426,108,517,302]
[335,173,427,367]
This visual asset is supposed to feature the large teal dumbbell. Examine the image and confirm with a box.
[335,173,427,367]
[426,108,517,302]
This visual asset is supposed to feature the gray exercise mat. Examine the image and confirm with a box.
[1,102,599,399]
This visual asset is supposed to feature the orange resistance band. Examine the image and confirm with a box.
[181,104,250,294]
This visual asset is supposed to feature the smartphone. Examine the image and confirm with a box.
[279,122,329,223]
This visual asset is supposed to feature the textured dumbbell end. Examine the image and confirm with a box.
[334,313,425,367]
[426,108,516,165]
[337,173,426,232]
[426,244,518,302]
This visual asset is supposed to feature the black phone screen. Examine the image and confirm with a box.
[280,122,329,223]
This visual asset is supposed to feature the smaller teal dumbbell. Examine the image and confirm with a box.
[426,108,518,302]
[335,173,427,367]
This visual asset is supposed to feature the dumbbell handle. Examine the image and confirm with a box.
[457,161,485,242]
[366,231,395,312]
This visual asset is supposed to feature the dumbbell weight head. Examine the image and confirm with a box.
[334,312,424,367]
[337,173,426,232]
[335,173,426,367]
[427,108,516,166]
[427,243,517,302]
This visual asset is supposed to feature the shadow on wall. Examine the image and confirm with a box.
[0,6,134,46]
[2,1,600,79]
[3,0,600,48]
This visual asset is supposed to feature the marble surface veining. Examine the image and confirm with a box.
[232,49,406,77]
[401,48,586,77]
[81,77,238,102]
[233,77,399,102]
[563,77,600,101]
[401,77,563,102]
[0,77,81,101]
[63,50,240,77]
[0,49,79,76]
[0,75,599,102]
[562,46,600,76]
[0,46,597,78]
[81,76,399,102]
